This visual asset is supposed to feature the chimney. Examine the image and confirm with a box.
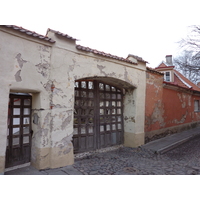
[166,55,173,66]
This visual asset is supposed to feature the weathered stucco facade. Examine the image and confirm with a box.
[0,26,147,174]
[145,65,200,141]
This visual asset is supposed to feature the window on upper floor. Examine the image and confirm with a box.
[194,100,200,112]
[164,71,171,82]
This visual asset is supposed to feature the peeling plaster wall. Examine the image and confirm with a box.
[0,27,147,172]
[145,72,164,133]
[0,27,54,171]
[163,88,200,127]
[145,71,200,140]
[49,34,146,148]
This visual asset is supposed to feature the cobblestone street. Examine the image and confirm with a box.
[72,135,200,175]
[5,135,200,175]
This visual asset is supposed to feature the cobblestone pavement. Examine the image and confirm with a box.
[72,135,200,175]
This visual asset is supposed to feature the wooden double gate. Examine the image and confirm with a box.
[73,80,124,153]
[6,94,32,168]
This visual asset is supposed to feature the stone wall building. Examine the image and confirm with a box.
[0,25,147,174]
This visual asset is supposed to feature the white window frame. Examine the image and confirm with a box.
[194,100,200,112]
[164,71,171,82]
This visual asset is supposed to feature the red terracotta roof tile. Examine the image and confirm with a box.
[155,62,174,69]
[174,70,200,92]
[2,25,55,43]
[76,45,141,65]
[127,54,148,63]
[47,28,78,41]
[146,67,163,75]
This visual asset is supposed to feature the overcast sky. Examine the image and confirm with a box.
[3,0,200,67]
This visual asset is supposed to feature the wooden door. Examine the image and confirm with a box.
[6,94,32,168]
[73,80,124,153]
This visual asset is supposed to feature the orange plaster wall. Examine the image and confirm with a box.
[145,71,200,133]
[145,72,164,132]
[163,88,200,127]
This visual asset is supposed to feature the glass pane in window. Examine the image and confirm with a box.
[81,91,87,97]
[100,125,104,132]
[81,81,86,88]
[117,94,122,99]
[105,85,110,91]
[23,127,29,134]
[24,108,30,115]
[112,109,116,115]
[88,118,93,124]
[75,90,79,97]
[74,82,79,88]
[112,116,116,122]
[100,101,104,107]
[100,93,104,98]
[118,123,122,130]
[13,118,20,125]
[99,83,104,90]
[24,99,31,105]
[23,117,29,124]
[89,92,94,98]
[80,100,86,106]
[13,108,20,115]
[73,128,78,135]
[88,81,93,89]
[88,126,93,133]
[100,109,104,115]
[106,125,110,131]
[89,109,94,115]
[111,87,116,91]
[117,101,121,107]
[105,93,110,99]
[112,101,116,106]
[112,94,116,99]
[117,109,121,114]
[14,98,21,105]
[13,137,19,146]
[23,136,29,144]
[13,127,20,135]
[88,100,94,107]
[112,124,116,130]
[81,127,86,134]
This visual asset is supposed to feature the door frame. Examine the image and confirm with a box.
[6,93,32,168]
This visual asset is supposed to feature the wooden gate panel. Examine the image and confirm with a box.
[73,80,124,153]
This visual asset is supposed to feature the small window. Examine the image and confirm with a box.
[194,100,200,112]
[164,72,171,82]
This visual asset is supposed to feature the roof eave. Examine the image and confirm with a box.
[2,25,55,43]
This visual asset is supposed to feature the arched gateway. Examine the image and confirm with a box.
[73,79,124,153]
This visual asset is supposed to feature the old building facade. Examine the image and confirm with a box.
[145,55,200,141]
[0,25,147,174]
